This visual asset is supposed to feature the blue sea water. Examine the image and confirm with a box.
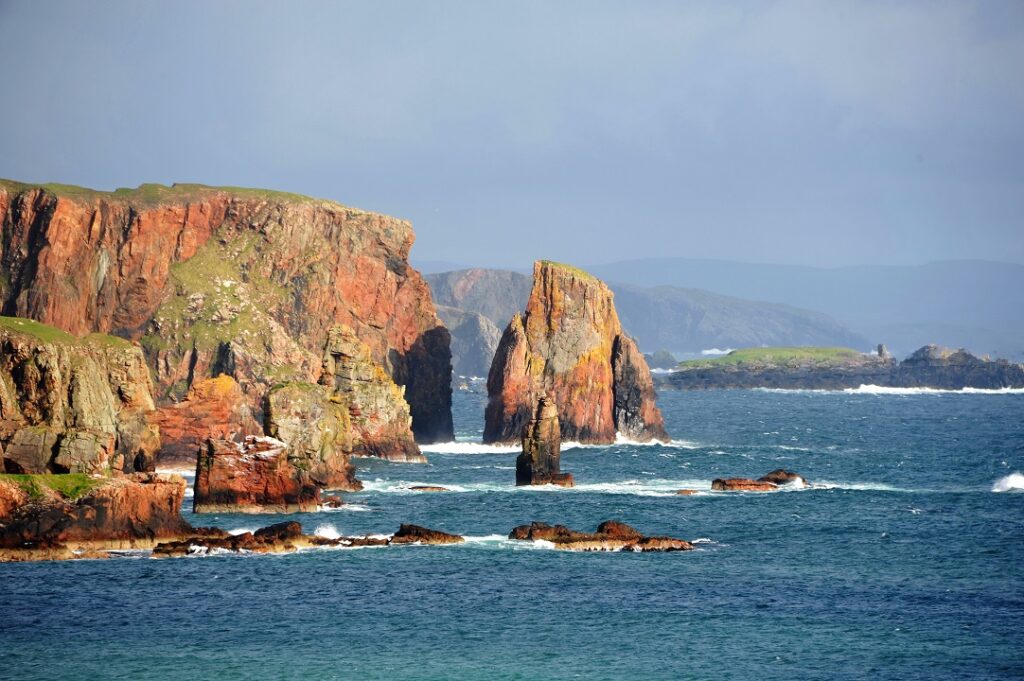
[2,387,1023,680]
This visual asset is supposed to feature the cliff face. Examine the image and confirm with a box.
[0,181,452,444]
[484,262,668,444]
[0,316,159,475]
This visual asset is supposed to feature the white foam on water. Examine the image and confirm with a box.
[319,503,373,513]
[418,437,703,455]
[813,480,910,492]
[691,537,714,544]
[228,527,256,535]
[358,477,713,497]
[757,386,1024,396]
[314,524,341,540]
[701,347,735,356]
[992,473,1024,492]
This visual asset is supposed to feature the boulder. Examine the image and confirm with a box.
[484,261,667,444]
[516,395,574,487]
[711,478,779,492]
[389,523,465,545]
[758,469,809,486]
[508,520,693,552]
[192,436,324,514]
[409,486,451,492]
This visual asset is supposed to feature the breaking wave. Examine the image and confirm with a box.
[314,524,341,540]
[992,473,1024,493]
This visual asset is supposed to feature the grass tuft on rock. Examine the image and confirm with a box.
[0,473,104,501]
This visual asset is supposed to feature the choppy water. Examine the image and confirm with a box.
[2,388,1023,680]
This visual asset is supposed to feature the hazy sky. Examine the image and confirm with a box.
[1,1,1022,268]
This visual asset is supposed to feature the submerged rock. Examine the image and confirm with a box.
[0,317,159,475]
[484,261,668,444]
[516,395,573,487]
[508,520,693,552]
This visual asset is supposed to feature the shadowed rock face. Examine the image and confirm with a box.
[484,261,668,444]
[0,318,159,475]
[517,395,573,487]
[508,521,693,552]
[435,305,502,378]
[0,181,452,444]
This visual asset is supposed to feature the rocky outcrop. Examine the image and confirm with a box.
[263,384,358,489]
[151,375,258,468]
[193,436,334,514]
[0,180,452,444]
[662,344,1024,391]
[389,523,465,545]
[0,472,194,559]
[508,520,693,552]
[711,471,808,492]
[517,395,573,487]
[0,316,159,475]
[436,305,502,378]
[318,325,422,462]
[154,522,462,557]
[484,261,668,444]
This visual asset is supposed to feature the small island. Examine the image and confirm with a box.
[657,345,1024,391]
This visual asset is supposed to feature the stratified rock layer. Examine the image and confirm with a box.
[0,180,452,444]
[193,435,338,514]
[0,316,159,475]
[508,521,693,552]
[151,374,259,468]
[517,395,573,487]
[484,261,667,444]
[0,473,193,556]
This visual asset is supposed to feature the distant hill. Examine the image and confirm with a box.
[587,258,1024,360]
[426,269,868,364]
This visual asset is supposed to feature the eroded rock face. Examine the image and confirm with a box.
[0,318,159,474]
[0,181,453,444]
[758,469,809,487]
[711,478,779,492]
[389,524,464,545]
[508,521,693,552]
[517,395,573,487]
[319,325,422,462]
[0,473,192,553]
[192,436,329,514]
[484,261,668,444]
[151,375,259,468]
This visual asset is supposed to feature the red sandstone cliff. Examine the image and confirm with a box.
[0,180,452,447]
[484,261,667,444]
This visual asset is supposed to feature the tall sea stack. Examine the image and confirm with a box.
[484,261,668,444]
[517,395,573,487]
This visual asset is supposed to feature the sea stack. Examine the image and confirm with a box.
[517,395,573,487]
[484,261,668,444]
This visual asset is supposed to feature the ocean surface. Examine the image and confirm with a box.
[2,386,1023,680]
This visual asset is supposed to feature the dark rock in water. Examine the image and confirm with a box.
[389,524,464,545]
[517,395,574,487]
[758,469,809,486]
[711,478,779,492]
[508,520,693,552]
[436,305,503,378]
[676,489,698,496]
[409,485,451,492]
[484,261,668,444]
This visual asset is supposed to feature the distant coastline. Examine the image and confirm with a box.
[655,345,1024,391]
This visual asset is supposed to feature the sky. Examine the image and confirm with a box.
[0,1,1022,269]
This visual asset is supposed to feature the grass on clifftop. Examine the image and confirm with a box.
[0,178,326,207]
[0,473,104,501]
[678,346,865,369]
[538,260,599,282]
[0,316,79,344]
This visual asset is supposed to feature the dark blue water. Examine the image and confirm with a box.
[2,388,1023,680]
